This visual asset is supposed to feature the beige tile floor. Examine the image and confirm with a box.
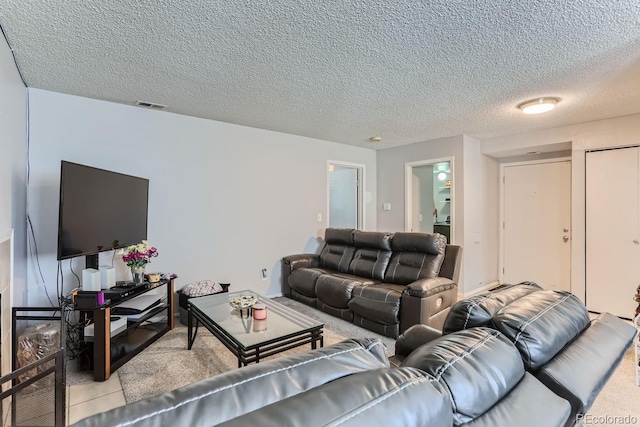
[66,373,126,426]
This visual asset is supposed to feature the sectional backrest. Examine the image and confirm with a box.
[442,282,542,334]
[492,290,590,371]
[401,328,525,425]
[319,229,450,283]
[348,230,393,281]
[400,327,571,426]
[319,228,356,272]
[383,232,447,285]
[72,338,390,427]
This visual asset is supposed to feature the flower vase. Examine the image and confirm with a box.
[131,267,145,284]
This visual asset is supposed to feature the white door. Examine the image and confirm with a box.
[586,147,639,318]
[328,164,361,229]
[411,165,434,233]
[502,160,571,291]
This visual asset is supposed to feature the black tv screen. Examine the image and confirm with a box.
[57,161,149,261]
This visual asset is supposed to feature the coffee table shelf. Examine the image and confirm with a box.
[187,291,323,367]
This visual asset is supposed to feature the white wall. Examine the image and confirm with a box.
[377,135,464,236]
[463,136,499,294]
[376,135,499,295]
[25,89,377,304]
[0,34,27,306]
[482,113,640,301]
[0,33,26,394]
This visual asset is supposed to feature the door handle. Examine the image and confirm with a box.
[563,228,569,233]
[563,236,569,243]
[634,239,640,245]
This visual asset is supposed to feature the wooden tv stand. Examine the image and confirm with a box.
[80,278,174,381]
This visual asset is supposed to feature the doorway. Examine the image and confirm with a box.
[500,159,571,291]
[327,161,364,230]
[405,158,453,243]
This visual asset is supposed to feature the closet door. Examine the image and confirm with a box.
[586,147,640,318]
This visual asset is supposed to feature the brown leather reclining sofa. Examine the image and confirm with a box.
[282,228,462,338]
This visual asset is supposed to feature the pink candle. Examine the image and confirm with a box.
[253,303,267,320]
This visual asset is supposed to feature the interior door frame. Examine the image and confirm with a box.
[327,160,365,230]
[499,157,571,284]
[405,157,455,243]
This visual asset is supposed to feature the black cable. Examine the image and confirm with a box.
[70,259,81,287]
[0,23,27,86]
[23,90,55,307]
[56,261,61,305]
[27,216,54,306]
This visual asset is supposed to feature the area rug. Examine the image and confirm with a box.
[117,297,395,403]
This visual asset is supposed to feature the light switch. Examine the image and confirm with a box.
[317,213,322,222]
[383,203,391,211]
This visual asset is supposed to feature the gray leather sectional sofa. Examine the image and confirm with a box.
[392,282,637,426]
[282,228,462,338]
[72,283,634,427]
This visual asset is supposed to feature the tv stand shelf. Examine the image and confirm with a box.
[79,278,175,381]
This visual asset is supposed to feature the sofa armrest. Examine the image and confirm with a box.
[281,254,320,297]
[405,277,456,298]
[395,324,443,359]
[400,278,458,333]
[282,254,320,270]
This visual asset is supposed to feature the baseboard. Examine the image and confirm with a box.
[459,281,501,299]
[265,292,284,299]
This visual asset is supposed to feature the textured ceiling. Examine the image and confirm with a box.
[1,1,640,150]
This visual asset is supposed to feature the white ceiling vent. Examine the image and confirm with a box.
[134,100,167,110]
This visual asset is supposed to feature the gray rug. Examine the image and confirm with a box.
[116,297,395,403]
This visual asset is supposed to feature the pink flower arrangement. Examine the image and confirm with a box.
[122,240,158,269]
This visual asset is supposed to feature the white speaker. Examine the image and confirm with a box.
[82,268,101,291]
[99,265,116,289]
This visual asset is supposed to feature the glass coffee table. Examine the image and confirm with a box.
[187,290,324,367]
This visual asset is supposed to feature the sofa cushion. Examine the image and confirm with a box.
[348,248,392,281]
[349,284,404,326]
[535,312,636,421]
[288,268,332,298]
[400,327,525,425]
[442,282,542,334]
[316,275,362,309]
[318,228,357,272]
[72,338,389,427]
[349,231,393,280]
[319,244,355,273]
[324,227,354,245]
[330,272,379,286]
[383,233,446,285]
[463,372,571,427]
[353,230,393,251]
[492,290,590,370]
[218,368,452,427]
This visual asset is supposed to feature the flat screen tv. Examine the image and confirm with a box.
[57,161,149,267]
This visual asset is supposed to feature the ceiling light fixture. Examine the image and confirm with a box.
[369,136,382,142]
[437,172,447,181]
[517,97,559,115]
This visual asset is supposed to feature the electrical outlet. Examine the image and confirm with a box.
[317,213,322,222]
[261,268,268,280]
